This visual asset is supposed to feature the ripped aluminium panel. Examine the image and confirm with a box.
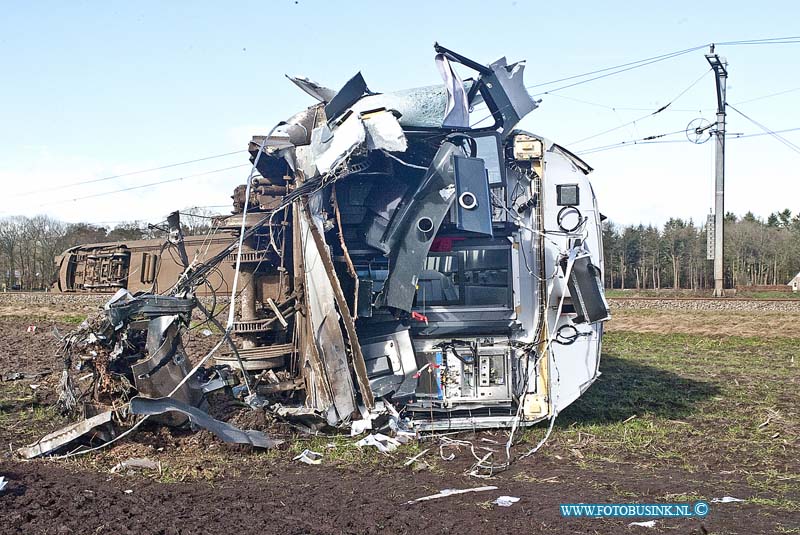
[297,200,358,424]
[18,410,114,459]
[301,200,374,409]
[130,397,282,448]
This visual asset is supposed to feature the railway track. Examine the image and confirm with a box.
[609,296,800,303]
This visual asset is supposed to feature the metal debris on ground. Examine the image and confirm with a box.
[293,449,323,465]
[405,486,499,505]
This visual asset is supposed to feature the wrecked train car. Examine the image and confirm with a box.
[45,44,610,447]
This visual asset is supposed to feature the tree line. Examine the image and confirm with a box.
[0,210,215,291]
[603,209,800,290]
[1,208,797,292]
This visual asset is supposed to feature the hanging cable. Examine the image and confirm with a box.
[568,69,711,146]
[728,104,800,155]
[38,164,250,208]
[15,150,247,198]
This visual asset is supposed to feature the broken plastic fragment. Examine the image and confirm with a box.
[493,496,520,507]
[0,476,7,492]
[628,520,657,528]
[405,486,498,505]
[362,110,407,152]
[293,449,323,465]
[711,496,745,503]
[356,433,402,454]
[311,113,366,174]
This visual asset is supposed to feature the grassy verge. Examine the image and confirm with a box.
[518,331,799,513]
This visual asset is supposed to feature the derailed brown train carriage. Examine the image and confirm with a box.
[49,43,610,436]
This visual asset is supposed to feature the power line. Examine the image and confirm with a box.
[526,36,800,96]
[575,130,687,155]
[715,36,800,46]
[727,104,800,156]
[568,69,711,145]
[730,127,800,139]
[732,86,800,105]
[472,37,800,128]
[15,149,248,198]
[39,164,250,208]
[526,44,709,91]
[542,92,705,113]
[577,126,800,156]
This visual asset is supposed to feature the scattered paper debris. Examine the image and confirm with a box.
[711,496,745,503]
[111,457,161,474]
[293,449,323,465]
[350,418,372,436]
[406,486,498,505]
[628,520,657,528]
[494,496,520,507]
[200,329,213,337]
[123,489,133,494]
[356,433,401,454]
[26,325,36,333]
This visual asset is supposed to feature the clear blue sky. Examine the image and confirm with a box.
[1,1,798,226]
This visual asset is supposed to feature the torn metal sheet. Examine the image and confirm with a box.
[325,72,368,124]
[297,203,358,424]
[376,140,461,311]
[435,53,469,127]
[130,397,282,449]
[286,75,337,103]
[311,113,366,175]
[18,410,114,459]
[405,486,498,505]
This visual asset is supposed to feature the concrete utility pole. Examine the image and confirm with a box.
[706,46,727,297]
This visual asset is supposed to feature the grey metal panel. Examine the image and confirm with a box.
[375,141,460,312]
[453,155,493,237]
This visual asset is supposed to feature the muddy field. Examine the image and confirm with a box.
[1,300,798,534]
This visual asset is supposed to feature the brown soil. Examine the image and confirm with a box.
[1,316,796,534]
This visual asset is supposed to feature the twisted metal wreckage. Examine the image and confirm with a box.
[25,44,611,469]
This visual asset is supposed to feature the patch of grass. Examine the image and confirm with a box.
[748,497,800,511]
[529,331,798,501]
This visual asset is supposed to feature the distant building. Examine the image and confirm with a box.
[789,272,800,293]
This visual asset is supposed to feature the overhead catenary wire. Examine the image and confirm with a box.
[567,69,711,146]
[38,164,250,208]
[524,36,800,94]
[727,104,800,156]
[15,150,248,198]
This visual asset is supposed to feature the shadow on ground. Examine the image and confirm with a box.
[557,354,721,426]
